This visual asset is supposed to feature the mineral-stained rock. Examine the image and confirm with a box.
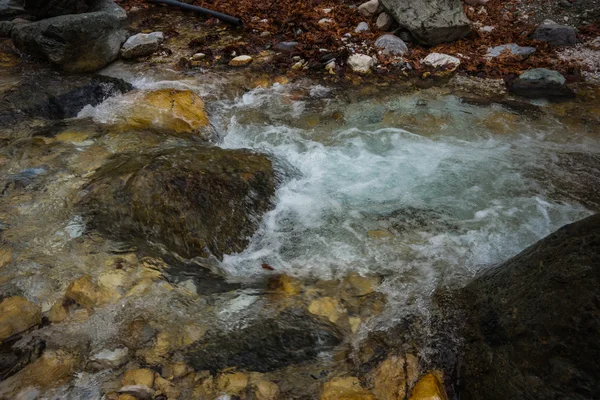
[321,377,376,400]
[379,0,471,45]
[0,296,41,344]
[459,214,600,400]
[79,146,276,260]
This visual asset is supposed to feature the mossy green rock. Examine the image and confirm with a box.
[80,146,276,259]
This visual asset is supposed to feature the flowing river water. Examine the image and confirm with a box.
[1,60,600,398]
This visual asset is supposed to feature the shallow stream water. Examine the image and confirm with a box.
[1,61,599,398]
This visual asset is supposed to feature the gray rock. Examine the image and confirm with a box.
[274,41,298,52]
[460,214,600,400]
[0,0,25,20]
[88,347,129,371]
[532,22,577,46]
[11,0,127,72]
[0,20,11,37]
[23,0,100,18]
[510,68,575,100]
[121,32,164,59]
[374,34,408,55]
[358,0,382,18]
[376,12,394,31]
[486,43,536,58]
[79,146,276,260]
[0,73,132,126]
[355,21,369,33]
[379,0,471,45]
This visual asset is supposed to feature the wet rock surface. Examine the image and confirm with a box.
[459,214,600,400]
[120,31,164,59]
[0,73,132,126]
[24,0,100,18]
[510,68,575,100]
[187,308,342,373]
[79,145,276,259]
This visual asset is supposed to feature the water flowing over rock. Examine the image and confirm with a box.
[459,214,600,400]
[379,0,471,46]
[0,73,132,126]
[509,68,575,100]
[187,309,341,373]
[0,296,41,343]
[79,146,276,260]
[11,0,127,72]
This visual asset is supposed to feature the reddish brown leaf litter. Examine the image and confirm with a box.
[115,0,598,79]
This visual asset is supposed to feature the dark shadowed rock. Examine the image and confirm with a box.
[459,214,600,400]
[379,0,471,45]
[187,308,342,373]
[24,0,100,18]
[0,73,132,126]
[510,68,575,100]
[0,0,25,20]
[532,22,577,46]
[11,0,127,72]
[79,146,276,260]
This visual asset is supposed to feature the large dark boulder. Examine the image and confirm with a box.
[24,0,99,19]
[379,0,471,46]
[0,73,132,126]
[11,0,127,72]
[79,146,276,260]
[459,214,600,400]
[187,308,342,373]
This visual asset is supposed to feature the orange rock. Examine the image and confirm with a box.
[0,296,41,343]
[408,373,448,400]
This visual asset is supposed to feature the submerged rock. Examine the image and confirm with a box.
[0,296,41,344]
[0,73,132,126]
[379,0,471,45]
[79,146,276,260]
[121,32,164,59]
[321,377,375,400]
[532,21,577,47]
[11,0,127,72]
[509,68,575,100]
[459,214,600,399]
[187,309,341,372]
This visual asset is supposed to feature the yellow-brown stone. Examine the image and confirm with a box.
[321,377,376,400]
[0,296,41,343]
[125,89,209,135]
[408,373,448,400]
[122,368,156,388]
[48,299,69,323]
[308,297,344,324]
[0,247,12,268]
[255,379,280,400]
[229,55,253,66]
[216,371,248,395]
[65,275,117,309]
[371,355,411,400]
[154,374,181,398]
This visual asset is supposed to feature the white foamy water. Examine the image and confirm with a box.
[217,86,594,287]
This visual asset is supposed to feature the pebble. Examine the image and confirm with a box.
[422,53,461,69]
[318,18,334,24]
[355,22,370,33]
[347,53,375,74]
[375,34,408,56]
[376,12,394,31]
[229,55,253,67]
[358,0,381,18]
[192,53,206,61]
[486,43,536,58]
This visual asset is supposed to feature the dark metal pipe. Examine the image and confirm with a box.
[146,0,243,26]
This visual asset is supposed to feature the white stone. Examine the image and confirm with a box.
[89,347,129,370]
[376,12,394,31]
[355,22,369,33]
[358,0,381,18]
[348,54,375,73]
[422,52,461,68]
[192,53,206,61]
[318,18,334,24]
